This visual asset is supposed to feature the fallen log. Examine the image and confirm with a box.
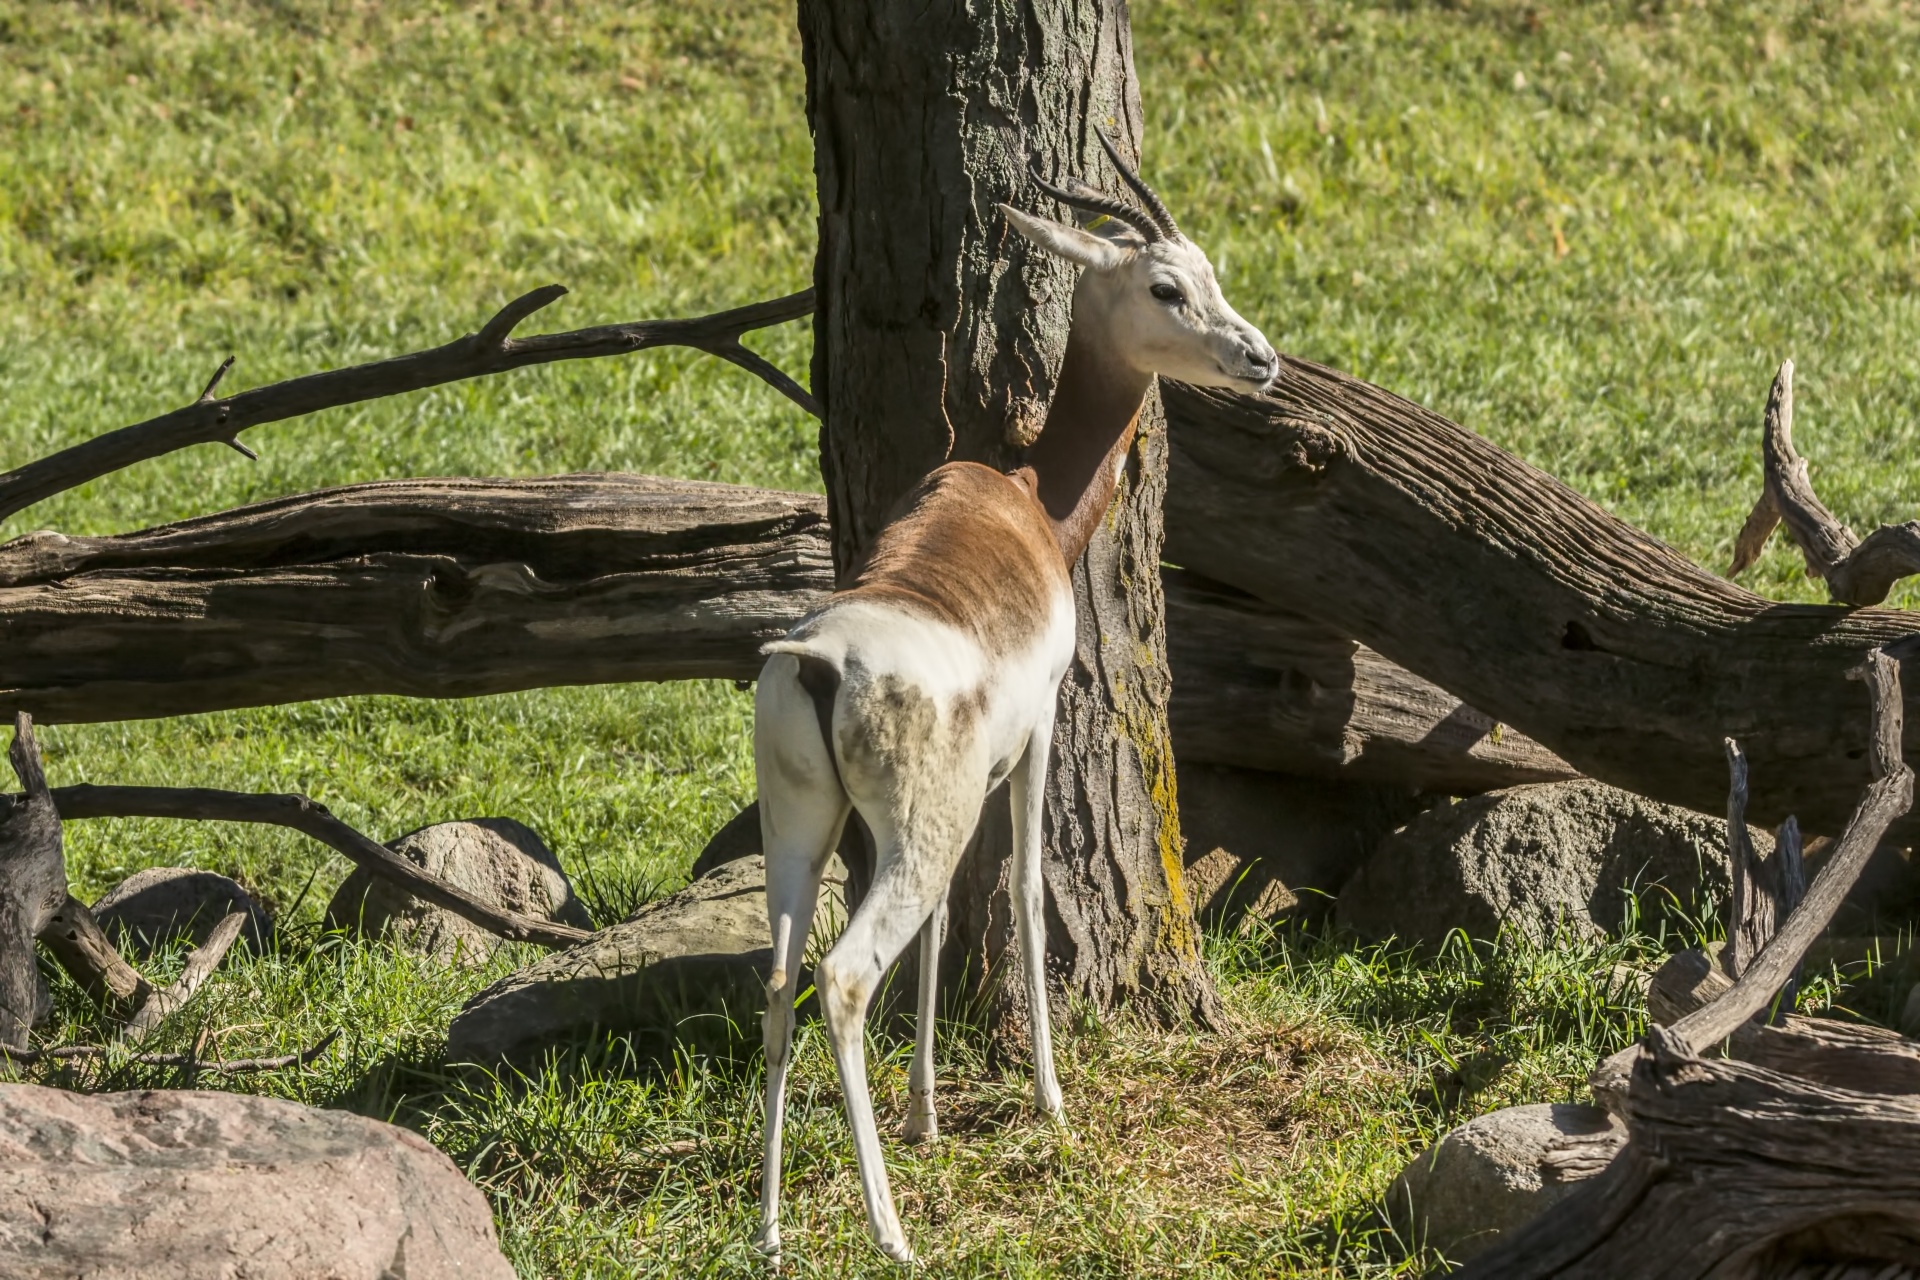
[1160,363,1920,840]
[0,476,1561,796]
[1163,569,1572,792]
[0,474,831,719]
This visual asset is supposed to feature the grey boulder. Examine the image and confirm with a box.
[326,817,591,965]
[447,854,843,1062]
[1337,780,1740,946]
[0,1082,514,1280]
[1386,1102,1625,1263]
[91,867,271,959]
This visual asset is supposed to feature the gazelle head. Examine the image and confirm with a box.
[1002,128,1277,394]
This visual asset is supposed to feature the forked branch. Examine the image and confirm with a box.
[1672,649,1912,1052]
[0,286,818,525]
[47,786,591,949]
[1727,359,1920,605]
[120,911,248,1043]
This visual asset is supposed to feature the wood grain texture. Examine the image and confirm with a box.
[38,896,149,1005]
[1164,568,1573,792]
[1730,359,1920,608]
[0,474,831,722]
[0,715,65,1048]
[1466,1028,1920,1279]
[1672,652,1912,1053]
[1161,365,1920,842]
[0,472,1574,809]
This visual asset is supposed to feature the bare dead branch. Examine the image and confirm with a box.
[47,785,591,949]
[120,911,246,1043]
[1722,737,1770,980]
[0,287,817,525]
[1672,649,1913,1053]
[0,1028,339,1074]
[38,896,149,1005]
[1726,359,1920,605]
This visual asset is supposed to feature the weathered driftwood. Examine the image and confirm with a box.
[0,479,1567,798]
[0,715,65,1048]
[38,896,148,1005]
[1643,947,1920,1097]
[1723,736,1808,1016]
[47,786,590,949]
[0,287,815,525]
[1675,651,1911,1052]
[120,911,247,1043]
[1159,366,1920,842]
[1466,1027,1920,1279]
[1729,359,1920,607]
[1470,650,1920,1278]
[1163,569,1573,792]
[0,475,832,721]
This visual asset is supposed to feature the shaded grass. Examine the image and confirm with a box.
[4,0,1920,1275]
[22,908,1660,1278]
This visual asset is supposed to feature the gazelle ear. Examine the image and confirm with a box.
[1000,204,1128,272]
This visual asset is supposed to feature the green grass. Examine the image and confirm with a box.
[4,0,1920,1275]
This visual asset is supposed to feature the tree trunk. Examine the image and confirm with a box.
[799,0,1217,1024]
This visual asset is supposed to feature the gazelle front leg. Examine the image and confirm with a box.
[1008,718,1064,1119]
[903,897,947,1143]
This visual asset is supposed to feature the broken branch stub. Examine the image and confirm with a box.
[1727,359,1920,605]
[0,714,66,1049]
[38,896,149,1006]
[0,287,817,526]
[1481,652,1920,1278]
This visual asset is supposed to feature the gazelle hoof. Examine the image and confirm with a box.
[752,1223,782,1261]
[879,1238,916,1264]
[902,1108,938,1144]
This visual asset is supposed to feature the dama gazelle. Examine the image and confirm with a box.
[753,130,1277,1263]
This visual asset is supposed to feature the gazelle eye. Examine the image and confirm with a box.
[1149,282,1184,305]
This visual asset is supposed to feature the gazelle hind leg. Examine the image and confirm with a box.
[815,819,968,1263]
[1009,718,1064,1119]
[903,896,947,1143]
[752,656,851,1260]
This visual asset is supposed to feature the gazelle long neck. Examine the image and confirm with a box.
[1018,324,1156,565]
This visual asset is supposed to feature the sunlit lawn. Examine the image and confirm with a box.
[3,1,1918,1274]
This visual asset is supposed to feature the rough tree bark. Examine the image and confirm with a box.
[0,475,828,720]
[800,0,1216,1023]
[0,478,1561,811]
[1162,364,1920,842]
[0,715,64,1049]
[1470,650,1920,1279]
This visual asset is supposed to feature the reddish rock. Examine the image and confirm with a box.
[0,1083,514,1280]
